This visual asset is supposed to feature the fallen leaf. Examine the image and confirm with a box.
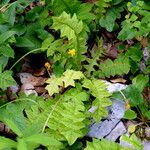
[18,73,47,86]
[110,78,127,83]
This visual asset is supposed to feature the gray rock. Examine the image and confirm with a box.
[109,100,125,119]
[143,140,150,150]
[88,118,120,139]
[105,81,127,93]
[88,99,126,139]
[106,121,126,141]
[88,81,127,140]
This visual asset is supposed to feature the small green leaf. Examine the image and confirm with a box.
[15,37,35,48]
[45,75,63,96]
[124,85,143,106]
[41,36,54,50]
[62,70,84,88]
[0,31,16,44]
[124,109,137,120]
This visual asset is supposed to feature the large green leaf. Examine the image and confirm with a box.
[0,71,16,90]
[121,134,143,150]
[82,79,112,122]
[95,56,130,78]
[0,136,17,149]
[47,100,88,145]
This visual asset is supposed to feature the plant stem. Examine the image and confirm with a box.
[119,90,127,101]
[0,98,38,110]
[9,48,43,70]
[42,98,62,133]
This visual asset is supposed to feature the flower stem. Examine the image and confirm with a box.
[9,48,43,70]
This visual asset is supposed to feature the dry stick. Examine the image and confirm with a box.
[9,48,43,70]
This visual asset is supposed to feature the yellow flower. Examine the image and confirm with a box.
[128,124,136,133]
[44,62,51,71]
[125,101,130,110]
[68,49,76,56]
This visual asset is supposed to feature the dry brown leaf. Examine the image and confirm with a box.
[110,78,127,83]
[18,73,47,86]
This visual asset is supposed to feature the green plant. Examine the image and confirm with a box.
[118,1,150,40]
[0,0,150,149]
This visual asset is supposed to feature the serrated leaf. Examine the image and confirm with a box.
[47,100,88,145]
[0,71,16,90]
[26,91,88,146]
[85,139,122,150]
[121,134,143,150]
[52,11,83,41]
[82,79,112,122]
[45,75,63,96]
[62,70,84,88]
[82,79,111,99]
[96,56,130,78]
[84,38,103,77]
[63,87,89,111]
[41,36,54,50]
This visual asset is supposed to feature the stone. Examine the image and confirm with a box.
[109,100,125,119]
[88,118,120,139]
[106,121,126,141]
[105,81,127,93]
[88,99,126,139]
[143,140,150,150]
